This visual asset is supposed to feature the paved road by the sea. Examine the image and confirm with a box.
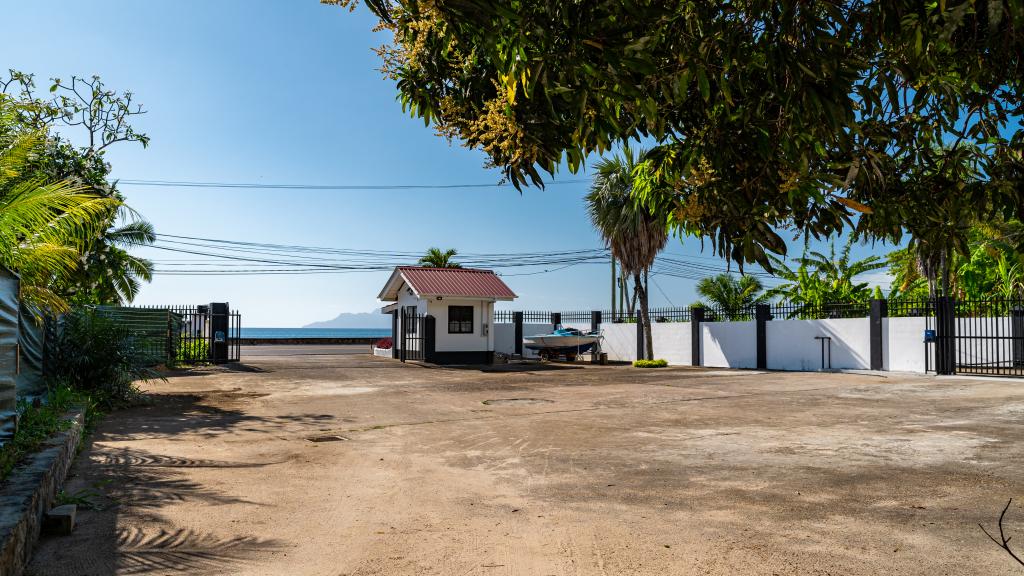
[240,344,372,357]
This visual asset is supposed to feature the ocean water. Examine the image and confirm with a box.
[241,327,391,339]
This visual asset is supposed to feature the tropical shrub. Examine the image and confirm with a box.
[633,359,668,368]
[0,385,94,482]
[175,338,210,365]
[375,337,393,350]
[46,309,161,407]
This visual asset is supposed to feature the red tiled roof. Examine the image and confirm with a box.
[393,267,516,300]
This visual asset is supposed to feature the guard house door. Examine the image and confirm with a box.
[400,306,425,362]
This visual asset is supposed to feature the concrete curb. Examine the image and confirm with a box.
[0,408,85,576]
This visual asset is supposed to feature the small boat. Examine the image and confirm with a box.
[524,327,602,360]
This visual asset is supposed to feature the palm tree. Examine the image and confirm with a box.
[587,146,667,359]
[69,214,155,305]
[418,247,461,268]
[0,96,117,314]
[696,273,767,320]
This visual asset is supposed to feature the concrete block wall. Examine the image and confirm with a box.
[496,313,933,373]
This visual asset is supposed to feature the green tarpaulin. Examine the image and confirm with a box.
[17,304,46,399]
[0,268,18,440]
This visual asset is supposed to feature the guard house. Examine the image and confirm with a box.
[379,267,516,364]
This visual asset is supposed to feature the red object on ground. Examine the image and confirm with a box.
[375,337,393,349]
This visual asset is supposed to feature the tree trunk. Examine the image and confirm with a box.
[634,271,654,360]
[940,249,951,298]
[627,275,638,316]
[643,269,654,359]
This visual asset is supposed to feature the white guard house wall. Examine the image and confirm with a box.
[426,299,496,364]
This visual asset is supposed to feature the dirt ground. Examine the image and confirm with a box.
[26,347,1024,575]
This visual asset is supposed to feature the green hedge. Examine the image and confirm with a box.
[633,359,668,368]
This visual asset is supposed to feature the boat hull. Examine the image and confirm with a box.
[524,335,600,353]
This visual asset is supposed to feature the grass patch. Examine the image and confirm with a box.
[0,386,100,483]
[633,359,669,368]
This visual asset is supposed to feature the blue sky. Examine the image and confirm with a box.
[5,1,893,326]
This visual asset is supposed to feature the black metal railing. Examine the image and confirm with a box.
[769,301,872,320]
[499,299,941,326]
[95,304,241,366]
[399,310,426,361]
[887,298,936,318]
[951,298,1024,377]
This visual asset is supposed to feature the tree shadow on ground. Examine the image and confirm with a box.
[94,393,338,441]
[25,391,327,575]
[446,362,586,373]
[115,527,281,575]
[26,441,286,576]
[162,362,269,377]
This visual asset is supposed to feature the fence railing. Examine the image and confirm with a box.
[769,302,871,320]
[95,304,241,365]
[496,299,940,325]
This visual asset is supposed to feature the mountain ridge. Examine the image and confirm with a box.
[303,311,390,329]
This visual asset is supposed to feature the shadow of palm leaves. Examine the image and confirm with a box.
[94,393,339,441]
[90,447,274,512]
[116,527,283,574]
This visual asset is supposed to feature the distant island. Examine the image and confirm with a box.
[303,311,389,329]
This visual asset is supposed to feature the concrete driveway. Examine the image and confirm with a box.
[27,353,1024,575]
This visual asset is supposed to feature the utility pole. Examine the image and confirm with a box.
[610,255,617,321]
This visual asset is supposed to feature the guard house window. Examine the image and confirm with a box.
[448,306,473,334]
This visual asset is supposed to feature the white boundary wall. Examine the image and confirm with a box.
[883,317,929,372]
[493,312,936,373]
[702,321,757,368]
[765,318,871,371]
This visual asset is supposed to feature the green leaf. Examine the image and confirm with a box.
[697,68,710,102]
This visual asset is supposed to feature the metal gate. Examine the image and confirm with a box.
[168,305,241,365]
[399,308,426,362]
[950,298,1024,377]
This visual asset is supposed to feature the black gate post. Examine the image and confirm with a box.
[1012,307,1024,368]
[209,302,229,364]
[551,312,561,330]
[691,306,704,366]
[591,310,602,361]
[513,312,523,357]
[424,315,436,363]
[636,312,645,361]
[391,311,399,359]
[400,310,407,363]
[935,297,956,375]
[870,298,888,371]
[755,304,770,370]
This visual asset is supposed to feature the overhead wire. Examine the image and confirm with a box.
[142,232,790,287]
[119,178,590,190]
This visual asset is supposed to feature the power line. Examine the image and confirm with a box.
[119,178,590,191]
[142,232,789,284]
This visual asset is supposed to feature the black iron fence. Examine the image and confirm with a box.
[399,309,426,362]
[496,299,943,325]
[95,304,241,365]
[948,298,1024,377]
